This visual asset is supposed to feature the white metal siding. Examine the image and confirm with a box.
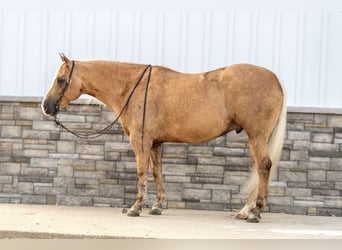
[0,0,341,108]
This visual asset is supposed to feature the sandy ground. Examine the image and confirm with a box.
[0,204,341,239]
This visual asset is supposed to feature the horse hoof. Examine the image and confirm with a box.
[149,207,162,215]
[246,214,260,223]
[127,208,141,217]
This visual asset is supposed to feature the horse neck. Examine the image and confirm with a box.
[79,60,143,115]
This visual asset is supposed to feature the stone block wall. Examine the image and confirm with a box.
[0,98,341,216]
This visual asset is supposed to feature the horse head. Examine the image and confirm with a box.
[42,53,83,116]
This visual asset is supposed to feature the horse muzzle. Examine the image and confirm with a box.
[42,97,59,117]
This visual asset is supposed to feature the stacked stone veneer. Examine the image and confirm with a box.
[0,98,341,216]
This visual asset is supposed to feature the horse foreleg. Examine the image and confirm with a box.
[245,136,271,223]
[127,136,151,217]
[149,145,165,215]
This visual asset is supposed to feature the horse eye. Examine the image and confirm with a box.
[57,78,65,85]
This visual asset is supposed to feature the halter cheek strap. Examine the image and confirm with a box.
[55,60,75,112]
[66,60,75,84]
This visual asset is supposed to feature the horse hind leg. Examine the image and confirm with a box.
[149,144,165,215]
[245,135,272,223]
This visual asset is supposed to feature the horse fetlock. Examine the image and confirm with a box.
[235,204,250,220]
[256,196,266,210]
[235,212,249,220]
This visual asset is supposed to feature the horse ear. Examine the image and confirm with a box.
[59,53,71,64]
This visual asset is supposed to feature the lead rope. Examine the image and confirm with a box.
[141,65,152,153]
[53,64,152,153]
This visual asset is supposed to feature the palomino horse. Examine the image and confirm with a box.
[42,54,286,223]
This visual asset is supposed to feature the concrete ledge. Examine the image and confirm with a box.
[287,106,342,115]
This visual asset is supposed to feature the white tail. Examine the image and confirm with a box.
[268,82,287,180]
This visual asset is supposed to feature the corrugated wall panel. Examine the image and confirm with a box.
[0,0,341,108]
[325,13,342,108]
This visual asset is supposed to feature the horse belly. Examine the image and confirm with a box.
[162,106,229,143]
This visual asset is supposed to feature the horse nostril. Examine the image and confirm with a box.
[43,104,48,112]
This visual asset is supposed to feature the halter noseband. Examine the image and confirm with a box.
[55,60,75,112]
